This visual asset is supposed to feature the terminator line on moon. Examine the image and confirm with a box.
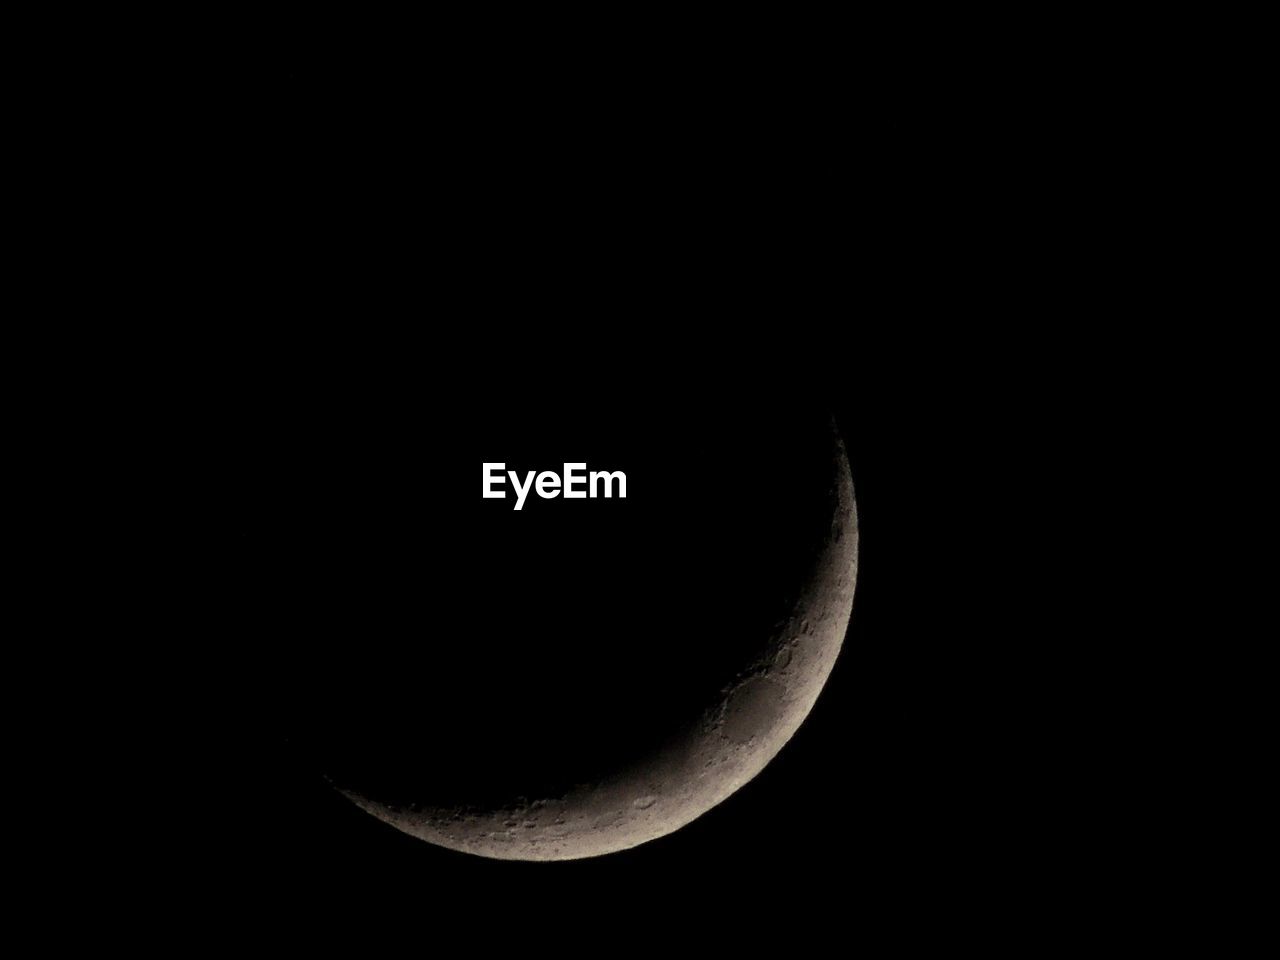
[331,421,859,861]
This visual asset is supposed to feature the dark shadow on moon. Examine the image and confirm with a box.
[270,392,856,858]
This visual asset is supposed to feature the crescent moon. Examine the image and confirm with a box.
[333,419,858,860]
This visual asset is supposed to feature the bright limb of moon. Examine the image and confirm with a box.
[335,420,858,860]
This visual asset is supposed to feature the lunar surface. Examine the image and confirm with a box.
[330,420,858,861]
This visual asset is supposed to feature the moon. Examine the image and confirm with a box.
[329,418,858,861]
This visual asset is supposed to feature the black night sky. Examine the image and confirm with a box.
[154,50,1035,945]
